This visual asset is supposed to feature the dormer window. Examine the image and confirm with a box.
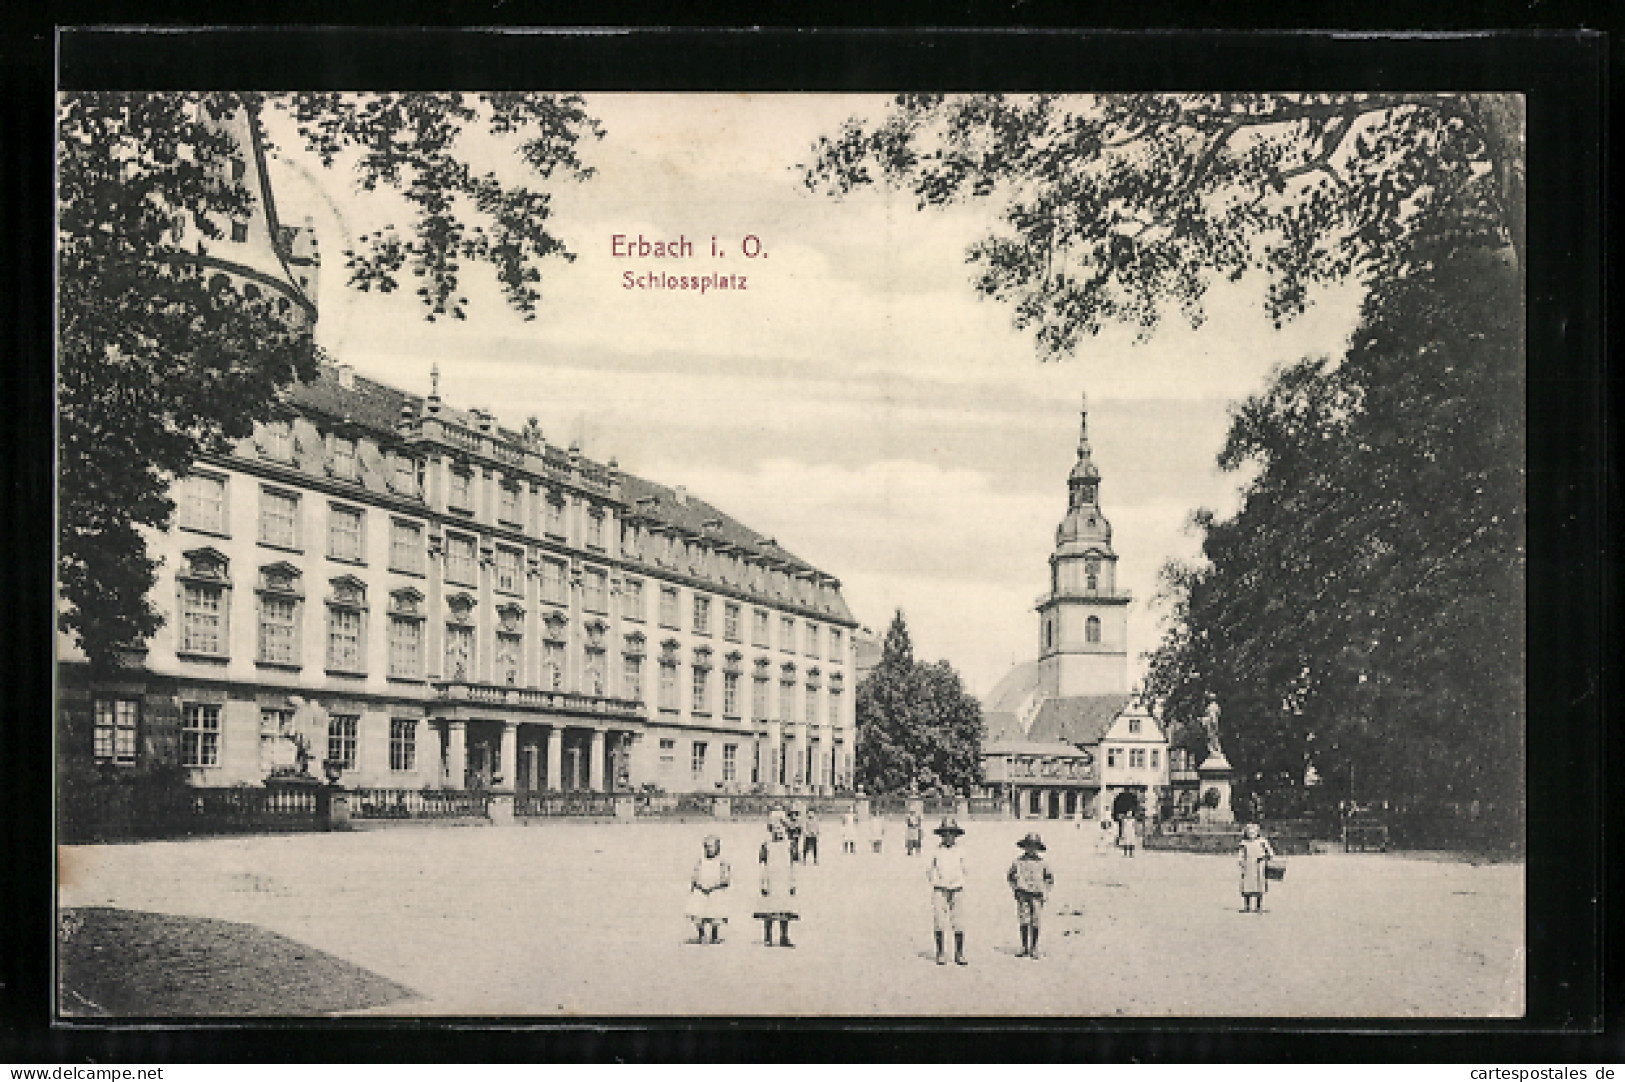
[329,437,357,481]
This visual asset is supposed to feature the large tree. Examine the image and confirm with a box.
[855,612,985,795]
[803,93,1523,356]
[1143,236,1524,825]
[58,91,603,670]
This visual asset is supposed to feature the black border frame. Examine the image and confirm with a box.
[3,24,1612,1063]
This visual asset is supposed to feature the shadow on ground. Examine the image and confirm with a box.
[58,907,418,1017]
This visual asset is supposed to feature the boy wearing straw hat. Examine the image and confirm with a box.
[1007,832,1055,959]
[926,817,969,966]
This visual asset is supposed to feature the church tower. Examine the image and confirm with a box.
[1035,392,1131,699]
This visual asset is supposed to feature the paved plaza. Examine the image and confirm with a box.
[57,818,1524,1018]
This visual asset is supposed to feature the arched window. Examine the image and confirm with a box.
[1085,616,1102,644]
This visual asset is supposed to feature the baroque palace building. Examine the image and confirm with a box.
[57,102,858,798]
[977,396,1189,820]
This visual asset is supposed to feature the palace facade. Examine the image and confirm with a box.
[977,396,1178,820]
[57,103,859,799]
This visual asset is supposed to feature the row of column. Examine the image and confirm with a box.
[441,718,610,791]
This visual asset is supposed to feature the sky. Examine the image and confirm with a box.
[265,93,1366,698]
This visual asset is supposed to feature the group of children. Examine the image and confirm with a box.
[686,810,1281,956]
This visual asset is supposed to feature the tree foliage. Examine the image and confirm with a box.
[58,91,603,668]
[803,93,1523,356]
[855,612,985,795]
[1143,237,1524,824]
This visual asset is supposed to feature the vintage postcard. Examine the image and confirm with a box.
[56,77,1533,1019]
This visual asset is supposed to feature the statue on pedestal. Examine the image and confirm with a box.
[1200,698,1226,761]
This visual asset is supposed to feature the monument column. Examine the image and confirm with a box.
[545,726,563,791]
[589,729,607,792]
[445,720,467,790]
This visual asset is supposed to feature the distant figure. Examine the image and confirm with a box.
[1117,813,1140,857]
[869,811,885,854]
[841,809,858,854]
[756,815,799,946]
[904,809,924,856]
[685,834,731,945]
[802,808,821,865]
[1201,698,1226,760]
[1007,832,1055,959]
[926,818,968,966]
[1238,822,1277,913]
[786,807,805,863]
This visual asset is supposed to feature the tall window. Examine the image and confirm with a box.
[390,520,424,574]
[181,583,226,655]
[392,453,419,498]
[1106,747,1120,769]
[1129,748,1147,769]
[445,623,474,681]
[180,703,221,767]
[445,534,477,586]
[259,707,291,774]
[448,468,472,511]
[586,509,605,549]
[1085,616,1102,644]
[390,719,417,772]
[93,699,138,765]
[829,686,843,728]
[752,609,770,647]
[389,616,423,679]
[724,603,741,642]
[495,547,522,594]
[258,488,300,548]
[805,684,818,725]
[752,672,769,720]
[328,505,365,563]
[178,473,227,533]
[693,595,712,635]
[330,437,357,480]
[659,587,680,628]
[622,578,644,621]
[495,633,522,686]
[1150,749,1160,770]
[779,676,795,722]
[829,627,843,659]
[541,558,567,605]
[780,616,796,653]
[327,716,358,770]
[326,606,364,672]
[691,741,707,780]
[257,595,298,665]
[260,422,292,461]
[541,639,565,690]
[544,496,565,537]
[583,647,606,696]
[723,743,737,783]
[805,622,820,657]
[723,671,741,718]
[1085,557,1100,592]
[498,483,520,524]
[692,666,711,715]
[583,568,608,613]
[622,654,644,701]
[659,659,679,712]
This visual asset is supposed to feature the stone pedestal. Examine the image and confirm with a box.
[614,794,636,820]
[323,787,351,831]
[1198,752,1235,824]
[488,791,515,826]
[713,797,732,819]
[955,797,970,818]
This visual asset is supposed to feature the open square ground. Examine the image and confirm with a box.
[58,818,1524,1017]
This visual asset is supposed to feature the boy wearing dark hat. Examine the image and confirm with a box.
[925,818,969,966]
[1007,832,1055,959]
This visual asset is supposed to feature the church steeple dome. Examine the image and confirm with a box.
[1057,392,1112,548]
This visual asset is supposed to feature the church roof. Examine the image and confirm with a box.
[983,661,1040,715]
[981,711,1026,744]
[1027,694,1132,747]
